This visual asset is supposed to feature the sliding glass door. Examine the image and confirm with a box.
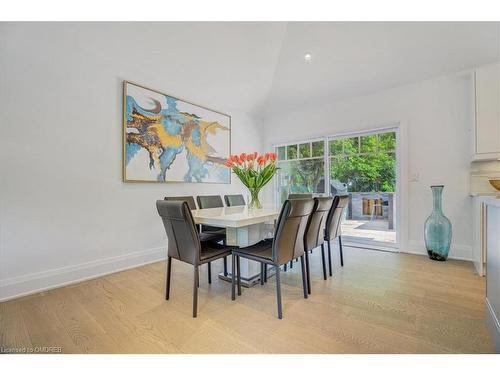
[275,128,398,249]
[328,130,397,247]
[275,140,326,203]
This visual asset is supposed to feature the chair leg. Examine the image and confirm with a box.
[166,256,172,300]
[300,255,308,299]
[264,264,267,282]
[231,254,236,300]
[284,263,287,272]
[207,262,211,284]
[260,263,264,285]
[339,236,344,267]
[236,255,242,296]
[275,265,283,319]
[193,265,199,318]
[223,256,228,277]
[304,250,311,294]
[327,240,333,276]
[320,244,327,280]
[290,260,293,269]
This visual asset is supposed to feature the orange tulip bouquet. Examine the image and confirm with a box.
[225,152,278,209]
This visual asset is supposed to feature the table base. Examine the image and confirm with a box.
[218,268,276,288]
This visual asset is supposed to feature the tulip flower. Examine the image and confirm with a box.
[223,150,279,209]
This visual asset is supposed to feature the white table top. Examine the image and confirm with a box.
[191,205,280,228]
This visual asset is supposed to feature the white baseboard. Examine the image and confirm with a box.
[404,240,472,261]
[0,247,166,302]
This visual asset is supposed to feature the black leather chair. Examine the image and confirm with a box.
[196,195,226,234]
[197,195,224,209]
[165,195,225,282]
[164,195,197,210]
[303,197,334,294]
[288,193,313,199]
[325,195,350,274]
[224,194,246,207]
[156,200,233,318]
[196,195,228,276]
[281,193,317,273]
[231,198,315,319]
[164,196,223,240]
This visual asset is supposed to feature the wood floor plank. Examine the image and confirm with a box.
[16,292,81,353]
[0,247,495,353]
[0,300,33,352]
[45,287,124,353]
[70,284,182,353]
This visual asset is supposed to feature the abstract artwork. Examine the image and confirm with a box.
[123,81,231,183]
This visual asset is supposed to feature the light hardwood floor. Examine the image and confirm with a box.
[0,246,495,353]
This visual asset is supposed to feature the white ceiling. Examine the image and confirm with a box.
[0,22,287,115]
[265,22,499,110]
[3,22,496,116]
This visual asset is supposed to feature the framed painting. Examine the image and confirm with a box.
[123,81,231,183]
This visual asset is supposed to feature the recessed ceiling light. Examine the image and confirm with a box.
[304,53,312,61]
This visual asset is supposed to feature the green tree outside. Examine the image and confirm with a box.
[276,131,396,199]
[329,132,396,193]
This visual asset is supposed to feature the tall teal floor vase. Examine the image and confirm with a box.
[424,185,452,261]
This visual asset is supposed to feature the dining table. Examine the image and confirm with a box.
[191,204,280,287]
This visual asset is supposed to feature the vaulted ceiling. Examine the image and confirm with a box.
[265,22,499,110]
[3,22,496,117]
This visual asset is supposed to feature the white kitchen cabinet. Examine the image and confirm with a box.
[485,197,500,352]
[472,196,488,276]
[472,63,500,161]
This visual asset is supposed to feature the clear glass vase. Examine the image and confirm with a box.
[424,185,452,261]
[248,188,262,210]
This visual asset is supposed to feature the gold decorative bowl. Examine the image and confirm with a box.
[489,179,500,191]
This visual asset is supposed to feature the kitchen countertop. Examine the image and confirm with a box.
[469,192,499,197]
[482,196,500,208]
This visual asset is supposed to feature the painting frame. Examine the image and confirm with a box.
[122,80,232,184]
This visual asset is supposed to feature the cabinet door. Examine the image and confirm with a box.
[475,64,500,155]
[486,205,500,343]
[472,197,487,276]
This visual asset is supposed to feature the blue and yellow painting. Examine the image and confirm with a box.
[123,82,231,183]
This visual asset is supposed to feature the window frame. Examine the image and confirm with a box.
[272,124,401,250]
[274,138,328,199]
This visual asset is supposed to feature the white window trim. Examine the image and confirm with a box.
[272,123,402,251]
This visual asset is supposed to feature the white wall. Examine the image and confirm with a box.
[262,72,475,260]
[0,22,486,301]
[0,23,271,300]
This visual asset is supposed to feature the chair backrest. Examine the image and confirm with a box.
[197,195,224,209]
[224,194,246,207]
[288,193,313,199]
[164,196,197,210]
[304,197,334,251]
[325,195,350,240]
[272,198,315,265]
[156,200,200,265]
